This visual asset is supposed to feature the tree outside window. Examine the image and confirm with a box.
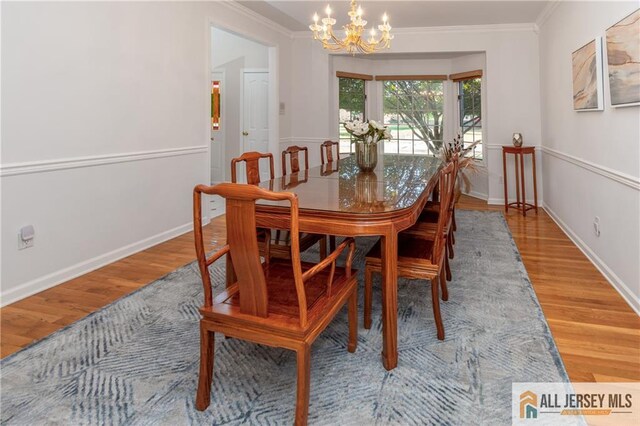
[458,78,482,160]
[338,77,366,154]
[382,80,444,156]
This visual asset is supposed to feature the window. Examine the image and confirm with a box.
[338,77,366,154]
[382,80,444,156]
[458,77,482,160]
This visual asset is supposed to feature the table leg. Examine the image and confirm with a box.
[532,151,539,213]
[514,152,520,211]
[380,231,398,371]
[502,150,508,212]
[520,152,527,217]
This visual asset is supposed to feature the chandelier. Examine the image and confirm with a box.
[309,0,393,54]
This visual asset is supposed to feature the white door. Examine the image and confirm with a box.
[211,72,225,184]
[242,71,270,181]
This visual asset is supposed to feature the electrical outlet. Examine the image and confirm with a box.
[18,234,34,250]
[593,216,601,237]
[18,225,35,250]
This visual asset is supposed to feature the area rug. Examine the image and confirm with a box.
[1,211,570,425]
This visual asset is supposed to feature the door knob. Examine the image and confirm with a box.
[210,137,215,142]
[242,131,249,136]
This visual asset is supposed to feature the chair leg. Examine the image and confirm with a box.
[450,226,456,245]
[447,232,454,259]
[440,265,449,302]
[348,288,358,353]
[452,208,457,232]
[445,251,452,282]
[364,266,373,329]
[431,278,445,340]
[196,324,215,411]
[329,235,336,252]
[319,236,327,260]
[295,346,311,426]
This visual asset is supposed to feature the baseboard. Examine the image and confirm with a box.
[542,203,640,315]
[465,190,487,201]
[0,221,204,307]
[487,197,543,206]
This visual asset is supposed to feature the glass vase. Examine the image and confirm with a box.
[355,141,378,172]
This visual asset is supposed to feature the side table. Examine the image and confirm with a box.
[502,146,538,216]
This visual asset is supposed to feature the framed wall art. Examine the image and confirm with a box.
[572,37,604,111]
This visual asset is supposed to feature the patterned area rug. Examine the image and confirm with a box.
[1,211,569,425]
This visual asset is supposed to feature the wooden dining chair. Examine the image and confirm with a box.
[281,145,331,256]
[231,151,274,185]
[320,140,340,165]
[193,182,358,425]
[363,161,456,341]
[282,145,309,176]
[231,151,327,260]
[319,141,340,251]
[402,155,459,282]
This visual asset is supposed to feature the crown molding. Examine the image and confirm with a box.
[535,0,561,32]
[225,1,294,39]
[292,22,537,39]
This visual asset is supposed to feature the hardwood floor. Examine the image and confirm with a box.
[2,197,638,383]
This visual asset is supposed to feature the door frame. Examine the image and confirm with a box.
[239,68,269,156]
[206,21,279,197]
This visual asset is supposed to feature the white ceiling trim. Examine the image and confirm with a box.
[292,22,537,39]
[226,1,294,38]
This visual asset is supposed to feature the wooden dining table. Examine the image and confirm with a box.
[253,154,442,370]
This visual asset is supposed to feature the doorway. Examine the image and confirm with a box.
[209,26,275,217]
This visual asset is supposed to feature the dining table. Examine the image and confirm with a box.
[252,153,443,370]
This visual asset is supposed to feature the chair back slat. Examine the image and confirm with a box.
[226,197,269,317]
[320,141,339,164]
[282,146,309,175]
[432,161,455,263]
[231,152,274,185]
[193,183,308,325]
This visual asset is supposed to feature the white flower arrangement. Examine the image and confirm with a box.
[344,119,392,144]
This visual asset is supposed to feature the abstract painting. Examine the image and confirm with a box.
[606,9,640,107]
[572,37,604,111]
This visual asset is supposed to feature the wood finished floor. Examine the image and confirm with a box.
[1,196,638,384]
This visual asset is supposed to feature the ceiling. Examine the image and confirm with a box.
[237,1,550,31]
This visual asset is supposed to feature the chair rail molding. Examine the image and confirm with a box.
[0,145,208,177]
[542,146,640,191]
[279,137,331,146]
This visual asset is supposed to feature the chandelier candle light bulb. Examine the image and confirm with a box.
[309,0,393,54]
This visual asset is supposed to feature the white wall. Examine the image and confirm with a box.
[291,25,542,205]
[0,1,293,305]
[538,1,640,312]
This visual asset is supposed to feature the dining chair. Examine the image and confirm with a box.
[231,151,274,185]
[363,161,456,341]
[402,155,459,282]
[320,140,340,165]
[319,141,340,250]
[282,145,309,175]
[281,145,332,255]
[232,151,327,260]
[193,182,358,425]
